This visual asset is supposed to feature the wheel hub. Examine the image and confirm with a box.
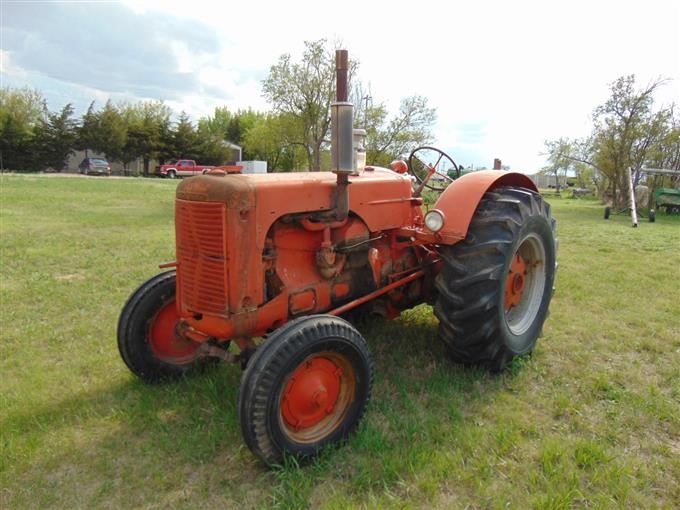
[512,273,525,293]
[149,300,200,364]
[505,253,528,311]
[281,357,342,431]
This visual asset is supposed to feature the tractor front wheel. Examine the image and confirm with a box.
[118,270,204,382]
[434,187,557,372]
[238,315,373,465]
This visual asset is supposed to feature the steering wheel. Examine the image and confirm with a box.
[407,146,460,193]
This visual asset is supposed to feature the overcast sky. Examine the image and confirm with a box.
[1,0,678,171]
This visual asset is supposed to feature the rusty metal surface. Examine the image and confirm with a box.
[327,269,426,316]
[172,168,535,345]
[175,200,228,316]
[335,49,348,102]
[178,170,415,232]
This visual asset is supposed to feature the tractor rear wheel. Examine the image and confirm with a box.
[238,315,373,466]
[434,187,557,372]
[118,271,204,382]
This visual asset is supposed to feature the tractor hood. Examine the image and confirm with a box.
[175,169,417,232]
[177,172,338,210]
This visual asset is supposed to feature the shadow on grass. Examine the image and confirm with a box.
[259,309,535,507]
[5,362,246,462]
[5,308,534,508]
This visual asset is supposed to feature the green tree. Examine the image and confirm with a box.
[156,117,176,164]
[541,138,575,192]
[0,87,46,171]
[542,137,602,191]
[194,124,233,166]
[197,107,241,164]
[117,102,140,172]
[35,103,79,171]
[98,100,127,163]
[544,75,675,206]
[198,107,264,161]
[231,109,261,157]
[262,39,354,171]
[76,102,101,156]
[171,112,200,160]
[75,100,127,163]
[0,116,34,171]
[198,106,233,139]
[591,75,667,206]
[200,107,256,142]
[359,95,436,167]
[263,40,436,171]
[121,101,172,175]
[243,113,305,171]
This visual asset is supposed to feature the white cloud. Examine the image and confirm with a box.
[6,0,679,171]
[1,49,26,79]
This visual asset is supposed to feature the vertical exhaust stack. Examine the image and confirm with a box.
[330,49,353,222]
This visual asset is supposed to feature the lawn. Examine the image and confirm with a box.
[1,174,679,509]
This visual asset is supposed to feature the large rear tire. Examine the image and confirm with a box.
[118,271,203,382]
[434,187,557,372]
[238,315,373,466]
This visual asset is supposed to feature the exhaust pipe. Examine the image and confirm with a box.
[329,49,353,222]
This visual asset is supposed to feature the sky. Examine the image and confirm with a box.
[1,0,678,172]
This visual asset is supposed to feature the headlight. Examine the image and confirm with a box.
[424,209,445,232]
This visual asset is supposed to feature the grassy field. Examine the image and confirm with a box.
[1,174,679,509]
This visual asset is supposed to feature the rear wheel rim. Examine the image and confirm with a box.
[504,234,547,336]
[148,300,199,364]
[279,352,356,444]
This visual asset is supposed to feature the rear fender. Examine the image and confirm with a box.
[433,171,537,243]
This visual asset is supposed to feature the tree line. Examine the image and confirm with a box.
[0,40,436,174]
[0,90,230,175]
[543,75,679,206]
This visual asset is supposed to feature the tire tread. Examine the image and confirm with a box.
[435,187,557,371]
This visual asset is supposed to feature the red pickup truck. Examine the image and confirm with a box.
[157,159,214,178]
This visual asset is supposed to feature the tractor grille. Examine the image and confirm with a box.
[175,200,228,316]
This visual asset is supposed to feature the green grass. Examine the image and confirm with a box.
[1,175,679,509]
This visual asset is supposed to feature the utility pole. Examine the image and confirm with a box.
[627,166,638,228]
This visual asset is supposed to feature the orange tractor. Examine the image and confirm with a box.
[118,51,557,465]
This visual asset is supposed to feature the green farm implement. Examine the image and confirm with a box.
[654,188,680,214]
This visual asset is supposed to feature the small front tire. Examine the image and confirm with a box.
[238,315,374,466]
[118,271,203,382]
